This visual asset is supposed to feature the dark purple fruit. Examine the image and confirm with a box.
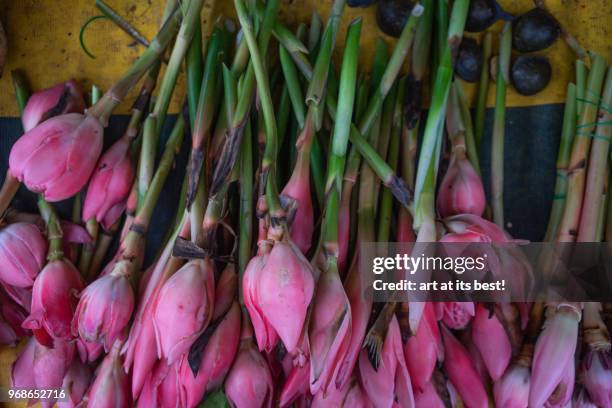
[465,0,513,32]
[455,37,483,82]
[376,0,414,38]
[512,8,560,52]
[348,0,377,7]
[511,55,551,96]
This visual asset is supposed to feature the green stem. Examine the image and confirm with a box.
[186,22,203,128]
[577,68,612,242]
[491,22,511,228]
[321,19,361,254]
[308,12,323,53]
[87,6,182,125]
[37,197,64,261]
[238,120,254,303]
[152,0,205,134]
[280,43,306,129]
[575,60,587,118]
[96,0,151,47]
[474,32,492,148]
[455,80,480,174]
[377,80,403,242]
[358,4,423,137]
[11,70,29,115]
[544,83,577,242]
[138,115,157,211]
[234,0,283,219]
[414,0,469,230]
[373,83,398,214]
[557,53,607,242]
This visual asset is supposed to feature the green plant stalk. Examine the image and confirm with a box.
[377,82,403,242]
[606,171,612,243]
[455,80,480,174]
[577,68,612,242]
[280,43,306,129]
[138,115,157,211]
[209,0,279,197]
[475,32,492,148]
[308,12,323,53]
[234,0,284,220]
[575,60,587,118]
[321,18,361,255]
[254,1,309,54]
[152,0,205,134]
[11,70,29,115]
[358,4,423,137]
[411,0,433,81]
[373,84,398,214]
[595,178,608,242]
[491,22,511,228]
[186,22,203,128]
[544,83,577,242]
[557,53,607,243]
[37,197,64,261]
[413,0,469,230]
[87,7,182,125]
[431,0,448,79]
[305,0,346,106]
[238,120,254,290]
[119,114,185,274]
[277,85,292,156]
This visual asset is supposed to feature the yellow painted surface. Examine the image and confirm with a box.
[0,1,610,407]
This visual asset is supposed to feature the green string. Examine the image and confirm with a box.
[79,15,110,59]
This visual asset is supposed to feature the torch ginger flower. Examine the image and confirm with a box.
[225,318,274,408]
[472,303,512,381]
[493,363,530,408]
[359,315,415,408]
[308,260,351,394]
[72,269,134,351]
[85,341,132,408]
[0,222,47,288]
[281,151,314,255]
[153,258,215,364]
[178,301,241,408]
[440,324,489,408]
[437,147,486,218]
[83,135,135,230]
[9,113,104,202]
[58,358,93,408]
[22,79,86,132]
[244,239,315,355]
[22,259,84,346]
[529,303,580,407]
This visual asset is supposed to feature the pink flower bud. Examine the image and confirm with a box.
[138,360,181,408]
[22,80,86,132]
[9,113,104,202]
[153,259,215,364]
[582,350,611,408]
[212,264,237,320]
[57,358,93,408]
[22,259,84,346]
[440,324,489,408]
[243,251,279,352]
[127,314,158,400]
[83,136,135,229]
[0,294,29,341]
[255,240,315,355]
[439,302,475,330]
[437,149,485,217]
[493,364,530,408]
[405,302,443,392]
[225,339,274,408]
[529,304,580,407]
[359,316,414,408]
[472,303,512,381]
[336,260,373,389]
[1,280,32,311]
[545,355,574,408]
[85,341,132,408]
[281,155,314,255]
[179,301,241,408]
[414,381,446,408]
[0,222,47,287]
[12,338,75,408]
[308,266,351,394]
[73,271,134,351]
[76,337,104,363]
[280,360,310,407]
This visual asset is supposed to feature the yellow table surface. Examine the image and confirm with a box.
[0,0,610,407]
